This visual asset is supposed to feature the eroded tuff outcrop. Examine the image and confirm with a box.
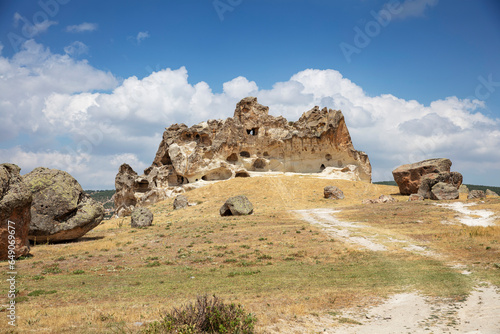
[0,163,31,260]
[114,97,371,216]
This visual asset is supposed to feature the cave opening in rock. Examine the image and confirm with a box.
[246,128,259,136]
[161,152,172,165]
[240,151,250,158]
[226,153,238,162]
[136,180,150,193]
[320,164,326,172]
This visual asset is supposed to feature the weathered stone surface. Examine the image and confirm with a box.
[408,194,424,201]
[324,186,344,199]
[220,195,254,216]
[392,158,452,195]
[115,97,371,214]
[131,207,153,228]
[173,195,189,210]
[459,184,469,194]
[0,164,31,260]
[417,172,463,199]
[431,182,459,200]
[362,195,396,204]
[468,190,486,200]
[486,189,499,197]
[24,167,104,242]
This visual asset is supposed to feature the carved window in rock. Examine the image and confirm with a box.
[246,128,259,136]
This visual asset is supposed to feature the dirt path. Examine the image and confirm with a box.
[265,285,500,333]
[278,207,500,334]
[294,208,435,256]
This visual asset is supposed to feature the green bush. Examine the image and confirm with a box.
[143,295,256,334]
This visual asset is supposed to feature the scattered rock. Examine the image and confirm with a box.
[468,190,486,200]
[431,182,459,200]
[220,195,254,216]
[362,195,396,204]
[392,158,452,195]
[459,184,469,194]
[131,207,153,228]
[408,194,424,201]
[486,189,499,197]
[324,186,344,200]
[173,195,189,210]
[116,97,372,211]
[0,163,31,260]
[417,172,463,199]
[23,167,104,242]
[378,195,397,203]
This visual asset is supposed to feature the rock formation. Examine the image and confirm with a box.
[362,195,397,204]
[392,158,453,195]
[24,167,104,242]
[392,158,462,198]
[114,97,371,216]
[0,164,31,260]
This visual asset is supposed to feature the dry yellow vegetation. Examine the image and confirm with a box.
[1,175,499,333]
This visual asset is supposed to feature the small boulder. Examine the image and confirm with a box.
[0,164,31,260]
[431,182,459,200]
[220,195,253,216]
[459,184,469,194]
[173,195,189,210]
[468,190,486,200]
[408,194,424,201]
[486,189,499,197]
[131,207,153,228]
[378,194,396,203]
[362,195,396,204]
[324,186,345,200]
[417,172,463,199]
[23,167,104,242]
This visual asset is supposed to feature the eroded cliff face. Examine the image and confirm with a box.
[114,97,371,216]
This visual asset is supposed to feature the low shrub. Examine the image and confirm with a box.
[143,295,256,334]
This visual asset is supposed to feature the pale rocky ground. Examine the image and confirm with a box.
[264,202,500,334]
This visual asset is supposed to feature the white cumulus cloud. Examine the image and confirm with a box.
[1,41,499,188]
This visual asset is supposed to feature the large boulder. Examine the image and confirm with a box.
[220,195,254,216]
[324,186,344,200]
[23,167,104,242]
[430,182,459,200]
[131,207,153,228]
[392,158,452,195]
[417,172,463,199]
[0,164,31,260]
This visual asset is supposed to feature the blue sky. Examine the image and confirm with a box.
[0,0,499,188]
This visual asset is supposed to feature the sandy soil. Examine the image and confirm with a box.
[273,207,500,334]
[436,202,497,227]
[264,285,500,333]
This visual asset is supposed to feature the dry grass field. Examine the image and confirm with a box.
[1,175,499,333]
